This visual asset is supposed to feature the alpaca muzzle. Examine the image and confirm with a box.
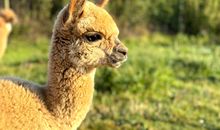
[108,41,128,68]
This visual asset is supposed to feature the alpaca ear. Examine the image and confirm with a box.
[63,0,86,23]
[96,0,109,8]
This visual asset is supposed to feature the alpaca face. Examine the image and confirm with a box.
[60,1,128,69]
[0,9,18,24]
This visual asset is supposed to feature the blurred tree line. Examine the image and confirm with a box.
[109,0,220,35]
[1,0,220,36]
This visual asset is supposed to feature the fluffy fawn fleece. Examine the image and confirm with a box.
[0,8,17,58]
[0,0,128,129]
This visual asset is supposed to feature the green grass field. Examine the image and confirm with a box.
[1,34,220,130]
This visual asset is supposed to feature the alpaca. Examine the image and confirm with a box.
[0,0,128,129]
[0,8,17,58]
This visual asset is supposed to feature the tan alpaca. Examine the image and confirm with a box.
[0,8,17,58]
[0,0,128,129]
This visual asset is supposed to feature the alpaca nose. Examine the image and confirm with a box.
[115,39,128,57]
[117,46,128,56]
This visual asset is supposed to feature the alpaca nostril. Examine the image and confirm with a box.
[118,49,127,56]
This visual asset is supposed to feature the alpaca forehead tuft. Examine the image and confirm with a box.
[78,1,119,36]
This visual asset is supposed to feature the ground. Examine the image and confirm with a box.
[0,33,220,130]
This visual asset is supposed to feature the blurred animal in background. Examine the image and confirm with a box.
[0,0,127,129]
[0,0,18,59]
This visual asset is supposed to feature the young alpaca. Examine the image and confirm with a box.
[0,8,17,58]
[0,0,128,129]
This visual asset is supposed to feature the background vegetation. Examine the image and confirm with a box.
[1,0,220,130]
[1,0,220,36]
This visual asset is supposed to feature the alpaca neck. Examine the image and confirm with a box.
[0,36,7,58]
[0,25,9,58]
[44,31,95,129]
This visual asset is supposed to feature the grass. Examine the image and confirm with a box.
[1,34,220,130]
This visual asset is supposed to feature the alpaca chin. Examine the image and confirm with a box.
[6,23,12,33]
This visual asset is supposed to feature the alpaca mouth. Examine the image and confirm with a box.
[108,56,127,68]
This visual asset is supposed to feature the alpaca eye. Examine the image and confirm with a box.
[84,33,103,42]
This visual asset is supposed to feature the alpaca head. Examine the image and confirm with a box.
[54,0,128,70]
[0,9,18,24]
